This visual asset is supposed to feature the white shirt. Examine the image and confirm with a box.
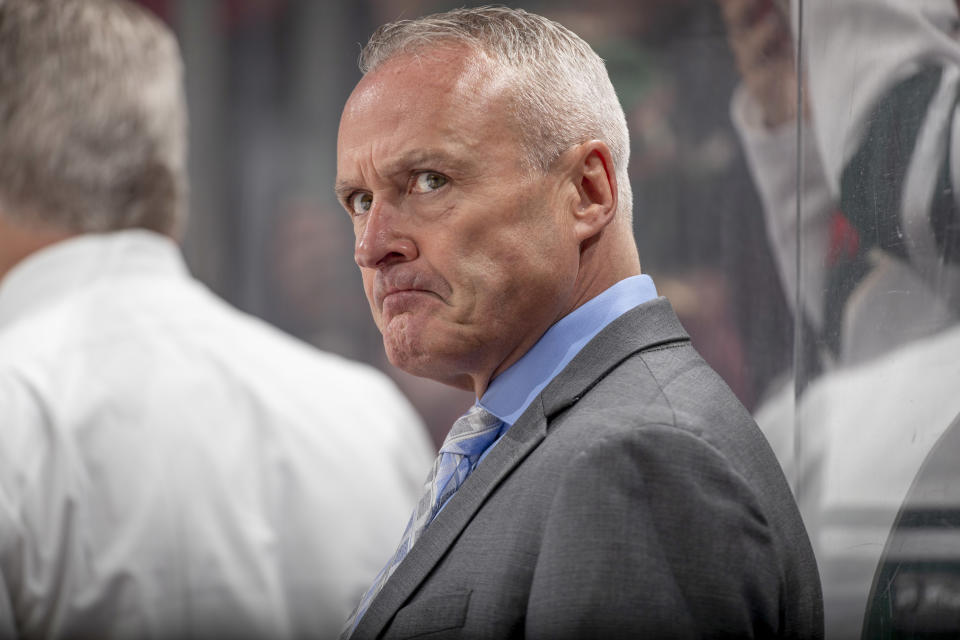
[754,326,960,639]
[0,230,434,639]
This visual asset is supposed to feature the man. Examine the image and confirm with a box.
[0,1,433,637]
[336,6,822,639]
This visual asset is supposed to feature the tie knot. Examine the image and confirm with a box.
[440,404,502,456]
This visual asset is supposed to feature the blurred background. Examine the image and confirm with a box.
[135,1,960,637]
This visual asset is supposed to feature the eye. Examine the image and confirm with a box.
[349,191,373,215]
[412,172,448,193]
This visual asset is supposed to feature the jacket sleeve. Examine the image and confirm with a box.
[525,423,784,639]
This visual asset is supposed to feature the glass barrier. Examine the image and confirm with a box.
[796,1,960,637]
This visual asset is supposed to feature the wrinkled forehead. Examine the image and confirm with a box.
[365,40,509,86]
[344,44,514,122]
[337,45,521,156]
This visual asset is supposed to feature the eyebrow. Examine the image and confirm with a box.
[333,180,359,202]
[334,147,471,200]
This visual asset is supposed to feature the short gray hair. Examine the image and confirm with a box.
[359,6,633,221]
[0,0,188,236]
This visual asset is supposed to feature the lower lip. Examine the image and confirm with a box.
[381,290,436,315]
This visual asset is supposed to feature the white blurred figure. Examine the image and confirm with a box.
[720,0,960,636]
[0,1,433,637]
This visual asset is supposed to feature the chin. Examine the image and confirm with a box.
[382,318,429,372]
[382,326,474,391]
[384,338,434,380]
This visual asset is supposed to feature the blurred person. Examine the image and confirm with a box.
[335,6,822,638]
[721,0,960,366]
[720,0,960,636]
[0,0,432,637]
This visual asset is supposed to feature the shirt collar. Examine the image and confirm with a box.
[0,229,188,331]
[479,275,658,425]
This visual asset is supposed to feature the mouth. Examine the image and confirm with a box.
[377,289,445,327]
[380,287,438,308]
[373,270,448,311]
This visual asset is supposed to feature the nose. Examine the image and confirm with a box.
[354,200,418,269]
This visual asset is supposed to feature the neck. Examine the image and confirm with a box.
[0,216,75,283]
[474,239,642,399]
[572,221,642,309]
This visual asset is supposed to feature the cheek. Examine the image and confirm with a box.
[360,269,380,318]
[490,228,577,310]
[487,223,566,281]
[360,269,374,298]
[457,220,545,281]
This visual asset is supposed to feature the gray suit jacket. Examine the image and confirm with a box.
[353,297,823,639]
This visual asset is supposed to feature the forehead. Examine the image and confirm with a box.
[336,47,520,177]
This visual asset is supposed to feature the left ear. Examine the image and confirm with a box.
[567,140,618,243]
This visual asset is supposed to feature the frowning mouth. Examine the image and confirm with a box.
[382,288,431,303]
[372,270,449,311]
[378,289,444,322]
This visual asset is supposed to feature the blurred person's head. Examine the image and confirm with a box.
[0,0,187,278]
[336,6,641,396]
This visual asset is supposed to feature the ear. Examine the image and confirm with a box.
[568,140,618,243]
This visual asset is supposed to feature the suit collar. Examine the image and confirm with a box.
[480,275,658,425]
[0,230,187,332]
[541,297,689,418]
[354,297,688,638]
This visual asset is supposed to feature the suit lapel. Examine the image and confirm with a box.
[354,297,689,638]
[541,297,689,417]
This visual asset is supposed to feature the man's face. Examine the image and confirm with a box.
[336,47,582,394]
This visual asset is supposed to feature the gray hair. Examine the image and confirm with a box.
[0,0,188,236]
[359,6,633,222]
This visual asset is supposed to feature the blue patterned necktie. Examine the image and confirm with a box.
[342,404,502,637]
